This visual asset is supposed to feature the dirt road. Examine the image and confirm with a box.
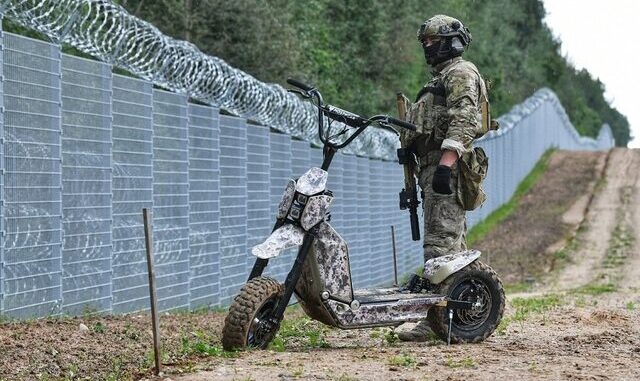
[175,149,640,381]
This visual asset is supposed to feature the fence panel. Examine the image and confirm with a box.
[152,90,190,311]
[267,132,292,281]
[111,75,154,313]
[245,123,271,274]
[60,55,113,314]
[188,104,220,308]
[218,115,247,305]
[0,26,4,314]
[2,34,62,318]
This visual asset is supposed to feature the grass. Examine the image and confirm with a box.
[467,149,555,246]
[268,316,330,351]
[384,328,399,345]
[498,293,564,335]
[603,214,634,269]
[388,352,417,368]
[503,281,534,294]
[180,331,238,358]
[571,282,618,296]
[446,356,476,368]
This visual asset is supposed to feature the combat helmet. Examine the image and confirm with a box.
[417,15,472,66]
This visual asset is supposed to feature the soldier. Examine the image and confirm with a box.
[398,15,490,341]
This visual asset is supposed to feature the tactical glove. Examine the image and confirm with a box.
[432,165,453,195]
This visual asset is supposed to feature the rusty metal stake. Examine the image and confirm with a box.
[143,208,162,376]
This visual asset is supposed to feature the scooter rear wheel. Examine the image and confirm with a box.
[428,260,505,344]
[221,276,284,351]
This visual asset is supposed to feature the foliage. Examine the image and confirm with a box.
[1,1,629,145]
[267,316,330,351]
[388,351,417,368]
[571,282,617,296]
[180,331,238,358]
[112,0,630,146]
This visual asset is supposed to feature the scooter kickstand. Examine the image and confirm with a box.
[447,309,453,346]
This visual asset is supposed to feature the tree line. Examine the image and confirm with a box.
[5,0,629,145]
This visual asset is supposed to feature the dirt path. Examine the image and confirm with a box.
[173,149,640,381]
[548,148,638,292]
[2,150,638,381]
[620,150,640,290]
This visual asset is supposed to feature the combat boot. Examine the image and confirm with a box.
[397,320,432,342]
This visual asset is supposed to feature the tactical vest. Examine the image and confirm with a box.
[405,58,497,211]
[407,58,494,156]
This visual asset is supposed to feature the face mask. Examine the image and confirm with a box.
[423,41,441,66]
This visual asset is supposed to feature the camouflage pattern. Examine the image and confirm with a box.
[403,54,487,261]
[417,15,468,41]
[295,167,328,195]
[277,179,296,219]
[252,223,304,259]
[418,153,468,260]
[325,295,445,328]
[308,221,353,302]
[300,195,333,231]
[406,57,486,157]
[423,249,481,284]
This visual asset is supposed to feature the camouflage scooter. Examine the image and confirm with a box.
[221,79,505,350]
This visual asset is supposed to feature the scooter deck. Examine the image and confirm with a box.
[353,287,444,304]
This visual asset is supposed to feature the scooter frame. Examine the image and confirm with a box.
[244,79,479,332]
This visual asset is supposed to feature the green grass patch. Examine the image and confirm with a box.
[511,294,564,323]
[572,282,618,296]
[388,352,417,368]
[603,220,634,269]
[467,149,555,246]
[180,331,238,358]
[384,328,399,345]
[268,316,330,351]
[626,301,636,311]
[499,294,564,334]
[503,281,534,294]
[446,356,476,368]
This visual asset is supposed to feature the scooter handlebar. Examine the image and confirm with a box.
[386,116,417,132]
[287,78,315,92]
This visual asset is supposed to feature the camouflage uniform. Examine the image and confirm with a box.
[408,56,486,261]
[398,14,488,343]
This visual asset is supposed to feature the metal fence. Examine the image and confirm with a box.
[0,27,614,318]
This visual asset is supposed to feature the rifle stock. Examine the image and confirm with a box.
[396,93,421,241]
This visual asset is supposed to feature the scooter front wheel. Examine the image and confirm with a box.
[428,260,505,344]
[221,276,284,351]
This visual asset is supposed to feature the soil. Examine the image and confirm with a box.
[473,150,607,284]
[1,149,639,381]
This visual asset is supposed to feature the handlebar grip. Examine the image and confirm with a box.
[387,116,417,131]
[286,78,314,92]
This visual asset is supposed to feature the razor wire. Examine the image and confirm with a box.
[0,0,613,160]
[0,0,397,159]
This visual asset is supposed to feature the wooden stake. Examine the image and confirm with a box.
[143,208,162,376]
[391,225,398,287]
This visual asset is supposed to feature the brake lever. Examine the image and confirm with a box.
[377,121,400,136]
[287,88,311,99]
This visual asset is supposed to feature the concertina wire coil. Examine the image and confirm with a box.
[0,0,399,159]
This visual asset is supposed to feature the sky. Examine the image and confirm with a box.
[542,0,640,148]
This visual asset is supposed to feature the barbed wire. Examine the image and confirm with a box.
[0,0,395,158]
[0,0,612,159]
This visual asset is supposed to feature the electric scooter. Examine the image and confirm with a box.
[221,79,505,350]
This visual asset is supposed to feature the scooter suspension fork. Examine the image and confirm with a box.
[267,231,315,324]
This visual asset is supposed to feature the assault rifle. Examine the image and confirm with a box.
[396,93,421,241]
